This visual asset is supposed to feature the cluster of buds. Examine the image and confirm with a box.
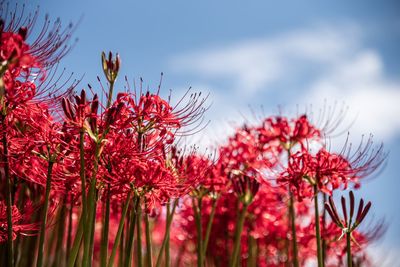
[325,191,372,238]
[62,90,98,131]
[101,51,120,83]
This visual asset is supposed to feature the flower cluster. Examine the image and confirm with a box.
[0,5,388,267]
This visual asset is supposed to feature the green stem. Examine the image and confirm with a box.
[288,192,299,267]
[322,193,327,265]
[119,220,125,267]
[107,190,132,267]
[155,199,178,267]
[231,203,248,267]
[15,182,27,266]
[2,115,14,267]
[346,232,352,267]
[36,160,54,267]
[201,197,217,264]
[136,199,143,267]
[88,190,98,267]
[193,198,203,267]
[106,81,115,108]
[79,131,87,216]
[313,184,323,267]
[100,186,111,267]
[144,210,153,267]
[79,131,88,247]
[66,194,74,264]
[165,203,170,267]
[247,229,257,267]
[67,210,84,267]
[82,142,100,267]
[53,197,67,267]
[125,196,139,267]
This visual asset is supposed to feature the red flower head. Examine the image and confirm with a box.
[0,8,77,110]
[258,115,320,150]
[278,135,386,200]
[0,201,37,243]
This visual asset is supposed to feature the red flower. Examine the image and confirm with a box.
[0,201,37,242]
[257,115,320,149]
[278,138,386,200]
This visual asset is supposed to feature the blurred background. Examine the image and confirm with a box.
[15,0,400,264]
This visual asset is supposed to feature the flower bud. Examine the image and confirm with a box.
[101,51,120,83]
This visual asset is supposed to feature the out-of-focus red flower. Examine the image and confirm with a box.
[278,139,386,200]
[0,200,37,242]
[257,115,320,149]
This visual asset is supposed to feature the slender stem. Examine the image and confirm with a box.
[67,211,84,267]
[82,142,100,267]
[155,199,178,267]
[165,203,171,267]
[100,186,111,267]
[201,197,218,263]
[288,192,299,267]
[231,203,248,267]
[106,81,115,108]
[119,220,125,267]
[284,235,290,267]
[15,182,27,266]
[313,184,323,267]
[2,115,14,267]
[53,197,67,267]
[79,130,88,254]
[88,190,98,267]
[286,149,299,267]
[107,191,132,267]
[193,198,203,267]
[36,160,54,267]
[79,131,87,217]
[247,229,257,267]
[144,210,153,267]
[125,196,138,267]
[322,193,327,265]
[66,196,74,265]
[44,221,57,267]
[346,232,352,267]
[136,199,143,267]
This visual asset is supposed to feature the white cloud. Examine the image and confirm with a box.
[170,25,360,95]
[169,24,400,141]
[303,51,400,140]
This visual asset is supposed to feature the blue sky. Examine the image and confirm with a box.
[18,0,400,263]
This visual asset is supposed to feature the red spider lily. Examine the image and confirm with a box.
[0,4,390,265]
[278,138,386,200]
[0,100,74,193]
[0,7,77,110]
[165,146,214,197]
[219,125,280,173]
[278,149,352,200]
[0,22,42,108]
[0,200,37,242]
[0,5,75,68]
[114,158,177,213]
[122,75,208,134]
[257,115,321,149]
